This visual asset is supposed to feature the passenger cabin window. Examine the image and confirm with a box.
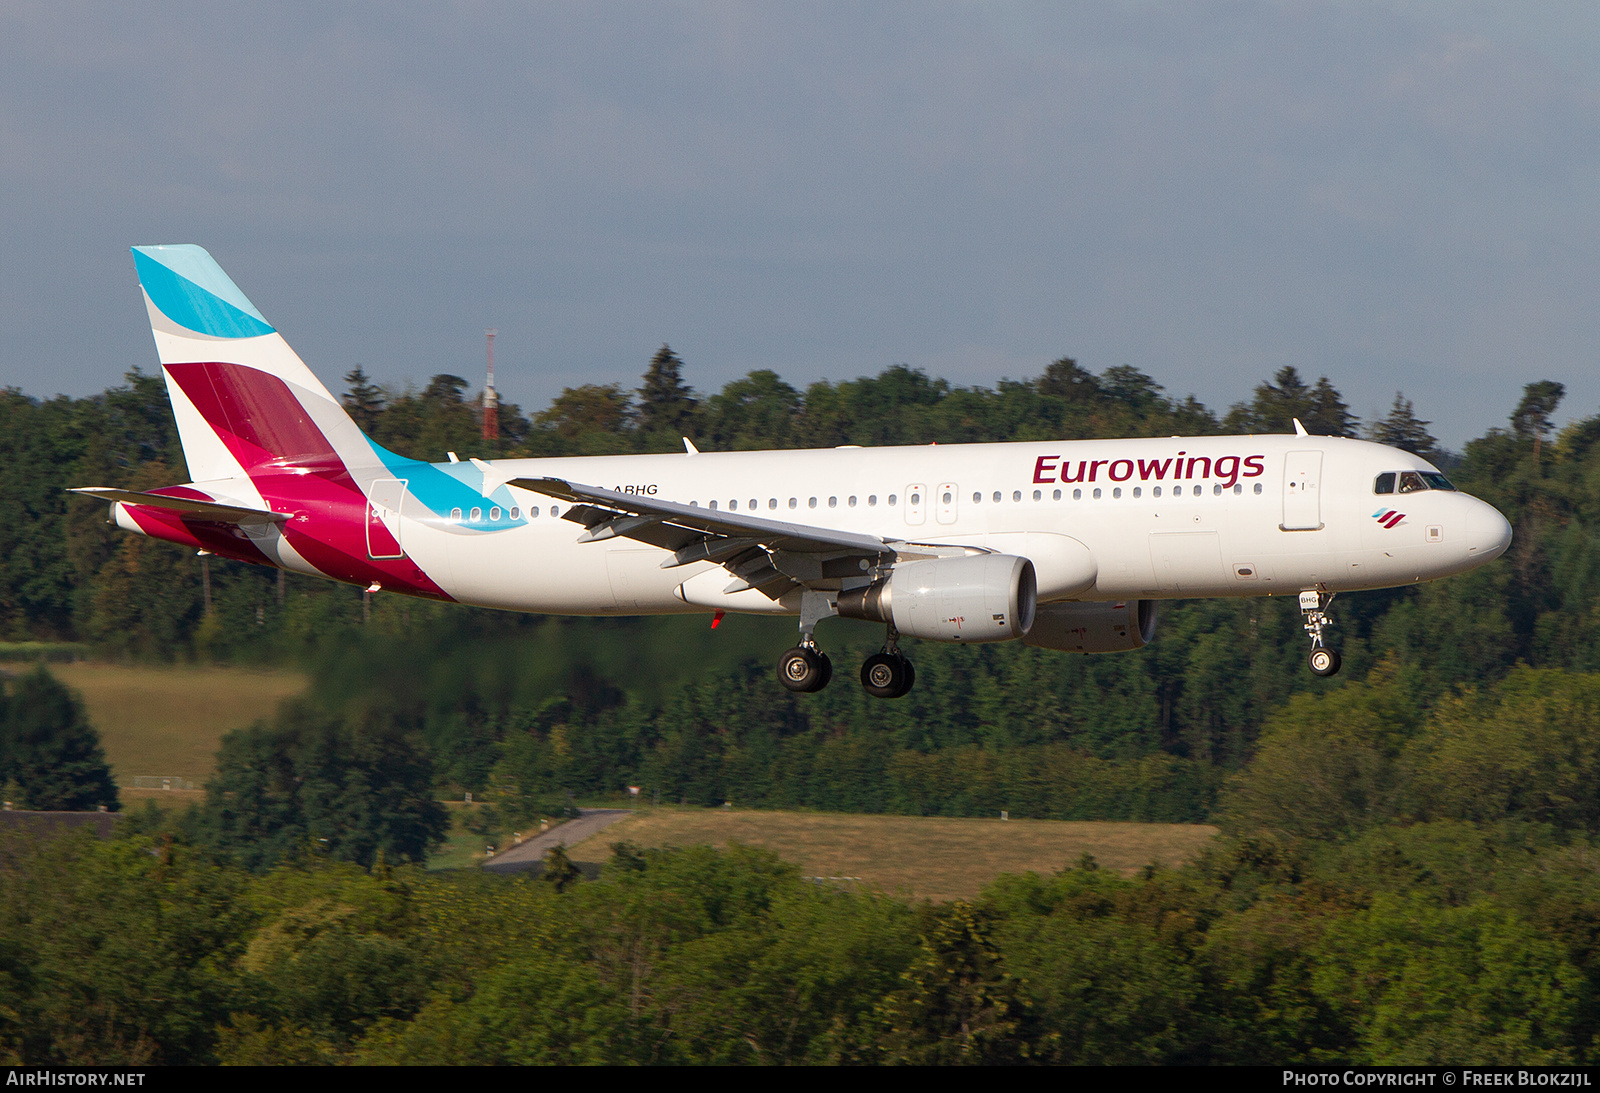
[1374,472,1396,495]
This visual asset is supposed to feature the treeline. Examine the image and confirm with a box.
[12,656,1600,1065]
[1,351,1594,823]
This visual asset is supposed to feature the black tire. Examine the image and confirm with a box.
[861,653,908,699]
[1308,648,1342,677]
[898,658,916,697]
[779,646,830,693]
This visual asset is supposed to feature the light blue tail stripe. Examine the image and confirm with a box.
[132,245,275,339]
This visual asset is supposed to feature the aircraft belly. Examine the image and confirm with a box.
[439,525,618,613]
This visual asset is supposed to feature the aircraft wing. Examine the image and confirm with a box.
[507,476,896,596]
[69,487,288,525]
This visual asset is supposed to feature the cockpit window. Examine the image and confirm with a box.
[1377,469,1456,495]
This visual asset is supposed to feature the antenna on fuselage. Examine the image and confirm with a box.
[1293,418,1310,436]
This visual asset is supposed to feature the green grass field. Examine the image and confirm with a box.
[27,663,1218,897]
[564,808,1219,902]
[47,663,308,787]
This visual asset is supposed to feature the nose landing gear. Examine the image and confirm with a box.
[1300,590,1342,677]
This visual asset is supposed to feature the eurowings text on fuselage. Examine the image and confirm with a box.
[75,245,1514,697]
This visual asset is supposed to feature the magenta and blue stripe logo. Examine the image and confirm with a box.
[1372,509,1406,528]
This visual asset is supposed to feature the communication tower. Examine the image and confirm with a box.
[483,328,499,441]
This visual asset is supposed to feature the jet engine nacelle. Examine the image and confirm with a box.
[837,554,1037,643]
[1023,600,1157,653]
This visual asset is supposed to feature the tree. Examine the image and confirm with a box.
[531,384,635,454]
[541,844,582,892]
[636,345,696,443]
[1036,357,1100,403]
[1370,393,1441,462]
[1513,381,1566,463]
[341,367,385,434]
[2,666,118,811]
[200,701,447,872]
[1227,367,1356,437]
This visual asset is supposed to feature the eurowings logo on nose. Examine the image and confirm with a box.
[1372,509,1406,528]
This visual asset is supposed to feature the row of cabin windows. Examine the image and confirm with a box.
[701,483,1263,511]
[449,504,557,523]
[1373,471,1457,495]
[704,495,886,511]
[448,480,1274,525]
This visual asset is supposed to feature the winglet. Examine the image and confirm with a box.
[1293,418,1310,436]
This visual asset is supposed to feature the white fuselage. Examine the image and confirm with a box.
[367,433,1510,617]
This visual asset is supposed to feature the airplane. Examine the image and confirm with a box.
[73,244,1514,698]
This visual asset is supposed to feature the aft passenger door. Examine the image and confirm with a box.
[1281,452,1323,531]
[366,478,408,559]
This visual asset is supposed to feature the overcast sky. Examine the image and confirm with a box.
[4,1,1599,448]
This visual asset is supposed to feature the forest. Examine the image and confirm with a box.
[2,349,1599,1063]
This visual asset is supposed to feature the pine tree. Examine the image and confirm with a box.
[1306,376,1357,438]
[1370,393,1440,461]
[1226,367,1356,437]
[637,345,696,439]
[3,666,118,811]
[341,367,385,433]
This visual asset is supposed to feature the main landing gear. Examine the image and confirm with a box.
[776,593,916,697]
[1300,589,1342,677]
[861,625,915,699]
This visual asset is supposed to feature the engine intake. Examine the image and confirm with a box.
[837,554,1037,643]
[1024,600,1157,653]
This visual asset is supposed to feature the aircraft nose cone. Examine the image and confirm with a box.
[1466,498,1513,563]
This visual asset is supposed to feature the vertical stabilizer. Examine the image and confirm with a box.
[132,245,377,480]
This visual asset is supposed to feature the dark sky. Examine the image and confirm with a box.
[5,2,1599,447]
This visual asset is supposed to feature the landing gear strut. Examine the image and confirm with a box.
[778,590,836,693]
[1300,589,1342,677]
[860,624,915,699]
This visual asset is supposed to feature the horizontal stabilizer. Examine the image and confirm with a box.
[69,487,287,525]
